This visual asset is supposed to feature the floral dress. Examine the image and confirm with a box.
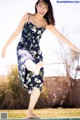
[17,21,46,94]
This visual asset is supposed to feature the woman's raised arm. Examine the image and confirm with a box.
[1,13,28,57]
[46,24,80,53]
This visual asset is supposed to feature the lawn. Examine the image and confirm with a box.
[0,108,80,119]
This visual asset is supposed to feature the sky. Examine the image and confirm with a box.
[0,0,80,77]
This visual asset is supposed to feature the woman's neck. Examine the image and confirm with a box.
[34,13,43,21]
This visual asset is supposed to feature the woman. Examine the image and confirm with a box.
[1,0,80,118]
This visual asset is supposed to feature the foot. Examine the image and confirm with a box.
[26,112,40,119]
[34,61,44,75]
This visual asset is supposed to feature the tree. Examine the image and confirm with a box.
[58,23,80,79]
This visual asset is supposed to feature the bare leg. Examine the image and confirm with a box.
[26,59,44,75]
[27,87,41,118]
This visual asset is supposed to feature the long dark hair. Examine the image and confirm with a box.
[35,0,55,25]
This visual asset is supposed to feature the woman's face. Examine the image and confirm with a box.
[36,2,48,17]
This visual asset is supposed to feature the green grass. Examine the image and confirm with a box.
[0,108,80,119]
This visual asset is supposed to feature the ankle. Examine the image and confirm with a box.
[27,110,33,114]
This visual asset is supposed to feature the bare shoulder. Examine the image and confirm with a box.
[16,12,30,30]
[21,12,30,23]
[21,13,29,24]
[46,24,55,29]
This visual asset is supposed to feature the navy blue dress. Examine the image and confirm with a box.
[17,21,46,94]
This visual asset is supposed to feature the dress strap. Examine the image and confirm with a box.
[27,13,30,23]
[44,23,46,28]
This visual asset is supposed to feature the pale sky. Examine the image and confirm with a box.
[0,0,80,77]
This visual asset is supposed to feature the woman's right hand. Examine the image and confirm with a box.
[1,47,6,57]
